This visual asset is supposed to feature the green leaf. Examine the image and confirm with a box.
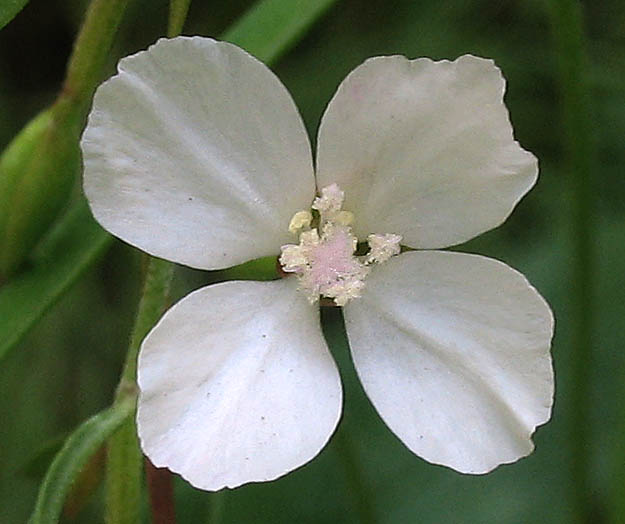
[0,199,111,360]
[28,397,134,524]
[19,434,68,479]
[0,0,30,30]
[223,0,338,64]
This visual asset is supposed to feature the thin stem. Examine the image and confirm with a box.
[613,419,625,524]
[0,0,130,279]
[106,257,174,524]
[56,0,130,124]
[168,0,192,38]
[221,0,336,65]
[335,427,377,524]
[105,421,143,524]
[146,458,177,524]
[546,1,596,522]
[128,5,193,522]
[116,257,174,399]
[320,307,377,524]
[207,492,226,524]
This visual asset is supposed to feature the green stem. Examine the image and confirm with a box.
[207,492,226,524]
[320,308,377,524]
[168,0,192,38]
[335,428,377,524]
[116,257,174,398]
[546,1,596,522]
[0,0,130,279]
[613,416,625,524]
[222,0,336,65]
[105,257,174,524]
[56,0,131,123]
[121,5,195,522]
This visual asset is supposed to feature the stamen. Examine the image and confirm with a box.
[335,210,354,226]
[288,210,313,234]
[281,184,402,306]
[366,233,402,264]
[312,183,345,222]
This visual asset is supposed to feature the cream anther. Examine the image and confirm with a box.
[288,210,313,234]
[280,185,401,306]
[335,210,354,226]
[366,233,402,264]
[312,183,345,220]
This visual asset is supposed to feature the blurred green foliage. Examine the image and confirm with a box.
[0,0,31,30]
[0,107,76,280]
[0,0,624,522]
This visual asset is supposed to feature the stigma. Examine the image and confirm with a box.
[279,184,401,306]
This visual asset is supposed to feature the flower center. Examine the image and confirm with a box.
[279,184,402,306]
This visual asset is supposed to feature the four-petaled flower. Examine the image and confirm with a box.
[81,36,554,491]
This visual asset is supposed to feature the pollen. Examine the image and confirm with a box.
[288,210,313,234]
[279,184,402,306]
[366,233,402,264]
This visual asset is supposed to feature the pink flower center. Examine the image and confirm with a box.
[279,184,401,306]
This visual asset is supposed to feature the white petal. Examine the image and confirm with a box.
[316,55,537,248]
[137,278,342,490]
[82,37,314,270]
[343,251,553,473]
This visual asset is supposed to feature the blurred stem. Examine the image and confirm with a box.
[222,0,336,65]
[218,255,279,282]
[56,0,130,124]
[614,419,625,524]
[105,257,173,524]
[0,0,129,279]
[207,492,225,524]
[321,308,377,524]
[116,257,173,398]
[546,1,596,522]
[335,428,377,524]
[145,458,177,524]
[129,5,194,522]
[168,0,191,38]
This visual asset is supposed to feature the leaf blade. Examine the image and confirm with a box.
[0,0,30,30]
[223,0,337,64]
[0,199,111,360]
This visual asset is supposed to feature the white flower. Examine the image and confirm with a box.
[81,36,554,491]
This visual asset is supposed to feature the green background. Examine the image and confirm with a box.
[1,0,623,522]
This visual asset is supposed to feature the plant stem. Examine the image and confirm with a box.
[117,257,174,397]
[133,5,194,522]
[222,0,336,65]
[0,0,130,279]
[56,0,130,123]
[320,307,377,524]
[168,0,192,38]
[207,492,226,524]
[335,427,377,524]
[145,458,177,524]
[546,1,596,522]
[105,257,174,524]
